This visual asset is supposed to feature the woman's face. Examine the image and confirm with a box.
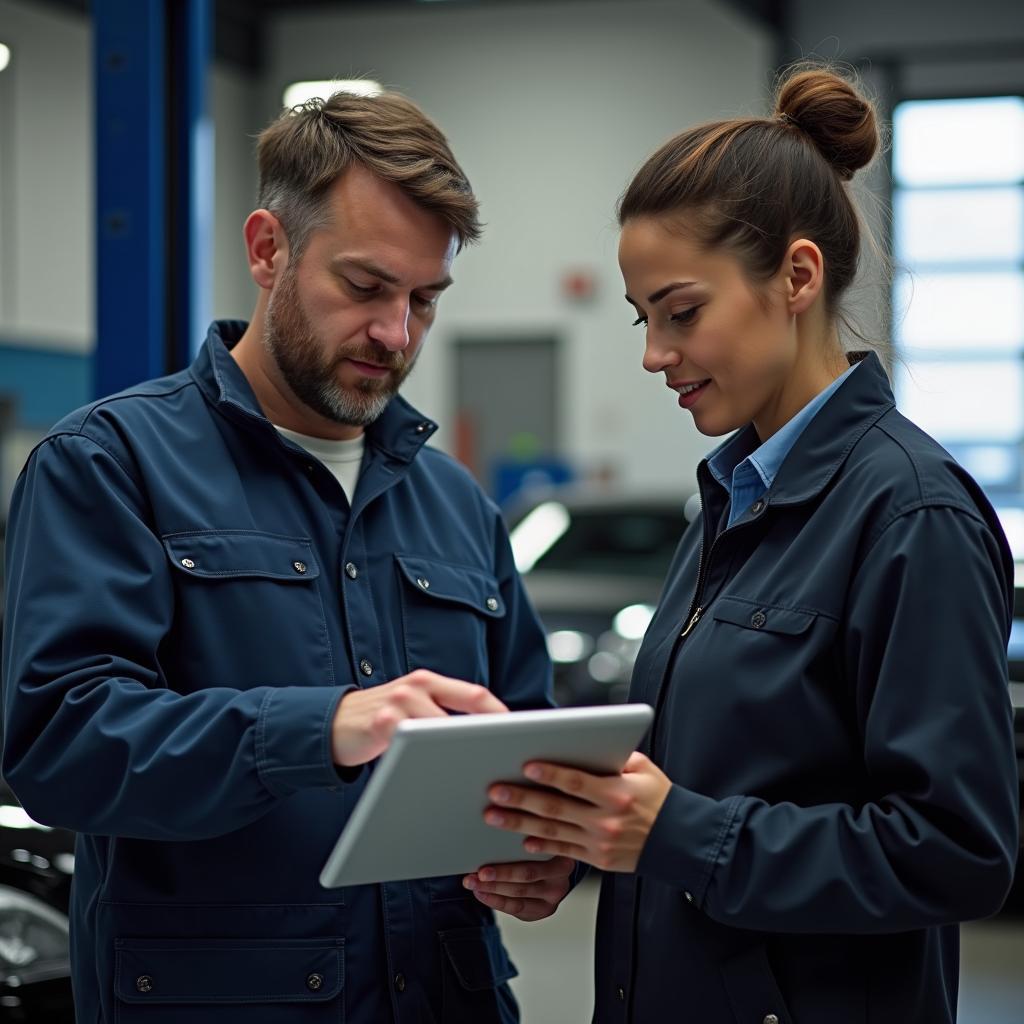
[618,215,810,440]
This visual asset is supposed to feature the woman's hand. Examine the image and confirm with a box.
[482,752,672,872]
[462,856,575,922]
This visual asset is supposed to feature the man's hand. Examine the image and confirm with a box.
[331,669,507,766]
[481,752,671,873]
[461,856,575,922]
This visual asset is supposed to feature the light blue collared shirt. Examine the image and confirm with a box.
[707,362,860,528]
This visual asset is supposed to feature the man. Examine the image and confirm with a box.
[2,91,572,1023]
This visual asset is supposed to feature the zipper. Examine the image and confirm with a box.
[680,605,704,637]
[679,487,712,638]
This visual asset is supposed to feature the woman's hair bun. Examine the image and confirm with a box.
[775,67,879,180]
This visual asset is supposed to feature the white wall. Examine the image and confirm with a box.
[212,64,261,323]
[267,0,774,490]
[0,0,93,351]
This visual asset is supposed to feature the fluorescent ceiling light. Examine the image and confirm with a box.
[509,501,570,573]
[283,79,383,109]
[0,43,11,73]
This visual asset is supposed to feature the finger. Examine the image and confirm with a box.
[474,856,575,885]
[369,707,401,746]
[409,671,508,715]
[488,783,592,827]
[521,761,606,805]
[521,835,585,860]
[471,891,557,922]
[623,751,650,773]
[465,878,566,901]
[485,807,585,848]
[387,683,450,720]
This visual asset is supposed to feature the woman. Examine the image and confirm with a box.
[466,67,1019,1022]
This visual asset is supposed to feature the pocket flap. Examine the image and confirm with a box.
[395,555,505,618]
[162,531,320,582]
[712,597,815,635]
[114,937,343,1004]
[440,925,518,991]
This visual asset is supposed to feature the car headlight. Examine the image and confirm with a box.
[0,886,69,977]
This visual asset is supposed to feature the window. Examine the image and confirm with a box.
[892,96,1024,550]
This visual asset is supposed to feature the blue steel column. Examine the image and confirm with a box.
[94,0,213,399]
[94,0,166,397]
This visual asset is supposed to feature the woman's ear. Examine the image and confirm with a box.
[243,209,290,290]
[784,238,825,315]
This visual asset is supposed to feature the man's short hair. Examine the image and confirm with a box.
[256,89,482,259]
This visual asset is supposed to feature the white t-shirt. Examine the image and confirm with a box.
[275,424,365,504]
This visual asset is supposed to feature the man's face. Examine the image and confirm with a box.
[263,164,458,429]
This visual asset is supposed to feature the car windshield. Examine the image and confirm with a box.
[526,506,686,576]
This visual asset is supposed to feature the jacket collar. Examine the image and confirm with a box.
[190,320,438,464]
[700,350,895,509]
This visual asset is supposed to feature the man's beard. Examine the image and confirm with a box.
[262,268,413,427]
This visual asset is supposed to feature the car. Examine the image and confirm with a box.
[505,486,697,707]
[0,781,75,1021]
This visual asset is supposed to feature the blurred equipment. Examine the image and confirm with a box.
[453,335,566,505]
[507,487,696,706]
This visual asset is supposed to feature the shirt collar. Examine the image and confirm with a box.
[707,361,860,497]
[189,319,438,464]
[700,350,896,510]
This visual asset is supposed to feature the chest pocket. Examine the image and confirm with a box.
[712,596,816,636]
[395,554,505,686]
[160,531,332,692]
[709,596,819,687]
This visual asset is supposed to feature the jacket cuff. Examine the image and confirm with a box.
[255,686,355,796]
[636,785,745,907]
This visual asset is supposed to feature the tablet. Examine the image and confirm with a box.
[319,703,654,887]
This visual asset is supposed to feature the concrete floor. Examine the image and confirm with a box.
[500,877,1024,1024]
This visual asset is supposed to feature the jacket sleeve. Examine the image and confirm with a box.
[2,433,351,841]
[637,504,1019,933]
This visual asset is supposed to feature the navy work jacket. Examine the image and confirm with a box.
[595,352,1019,1024]
[2,321,553,1024]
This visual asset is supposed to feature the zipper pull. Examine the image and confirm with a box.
[681,606,704,638]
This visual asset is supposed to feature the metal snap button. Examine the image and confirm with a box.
[415,423,430,434]
[180,558,195,570]
[763,1015,780,1024]
[293,561,307,575]
[416,577,430,590]
[345,562,359,580]
[750,610,767,629]
[617,985,625,1001]
[136,975,153,993]
[684,890,694,903]
[306,972,324,992]
[394,972,406,992]
[486,597,499,611]
[750,499,765,515]
[359,659,373,677]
